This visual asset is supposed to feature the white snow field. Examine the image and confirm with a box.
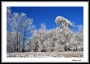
[7,51,83,58]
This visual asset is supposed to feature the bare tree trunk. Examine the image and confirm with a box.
[17,32,19,52]
[18,35,20,52]
[22,39,24,52]
[17,41,18,52]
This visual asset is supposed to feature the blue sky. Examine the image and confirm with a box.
[11,7,83,30]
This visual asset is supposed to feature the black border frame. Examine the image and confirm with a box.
[1,1,89,63]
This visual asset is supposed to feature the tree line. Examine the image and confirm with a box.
[7,7,83,53]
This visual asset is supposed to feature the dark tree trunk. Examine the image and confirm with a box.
[17,41,18,52]
[22,38,25,52]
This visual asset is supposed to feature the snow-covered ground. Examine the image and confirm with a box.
[7,51,83,58]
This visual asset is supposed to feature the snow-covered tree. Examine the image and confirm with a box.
[7,7,35,52]
[7,31,14,53]
[7,7,83,53]
[55,16,72,28]
[40,23,46,30]
[26,16,83,52]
